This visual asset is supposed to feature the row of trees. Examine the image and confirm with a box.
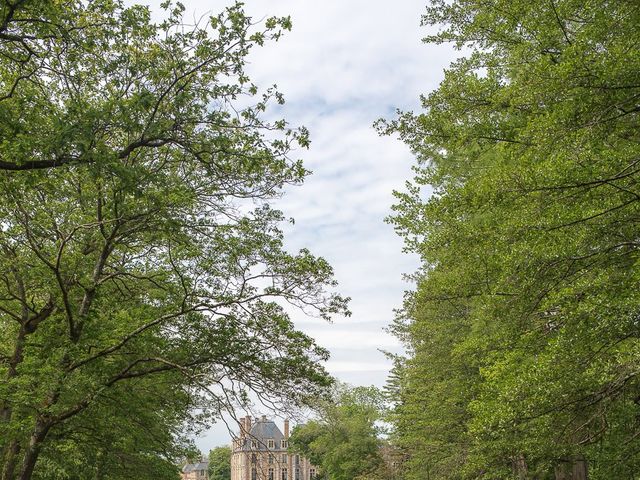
[3,0,639,478]
[0,1,348,479]
[380,0,640,478]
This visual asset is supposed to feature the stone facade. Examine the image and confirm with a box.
[231,416,318,480]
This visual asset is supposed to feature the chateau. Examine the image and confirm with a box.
[231,416,318,480]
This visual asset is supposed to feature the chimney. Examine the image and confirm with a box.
[284,419,289,439]
[241,415,252,438]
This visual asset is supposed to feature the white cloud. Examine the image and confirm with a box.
[137,0,456,450]
[300,325,400,350]
[326,360,392,374]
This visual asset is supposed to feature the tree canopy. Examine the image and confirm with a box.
[0,1,348,479]
[208,446,231,480]
[380,0,640,478]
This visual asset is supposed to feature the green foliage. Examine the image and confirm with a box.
[0,2,348,479]
[289,386,392,480]
[208,446,231,480]
[381,0,640,478]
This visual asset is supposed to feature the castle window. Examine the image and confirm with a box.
[251,454,257,464]
[269,454,274,464]
[310,468,316,479]
[295,468,300,480]
[252,440,258,449]
[281,440,288,449]
[268,468,274,480]
[251,468,257,480]
[281,454,287,463]
[268,439,274,449]
[281,468,288,480]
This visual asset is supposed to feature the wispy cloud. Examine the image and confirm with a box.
[139,0,456,449]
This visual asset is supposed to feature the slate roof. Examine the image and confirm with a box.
[237,418,285,451]
[182,461,209,473]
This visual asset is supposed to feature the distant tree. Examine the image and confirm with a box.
[208,446,231,480]
[380,0,640,478]
[0,1,348,480]
[289,386,390,480]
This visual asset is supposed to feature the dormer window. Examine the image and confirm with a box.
[268,439,274,449]
[251,440,258,449]
[281,440,288,449]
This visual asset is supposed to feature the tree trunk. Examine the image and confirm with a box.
[555,457,588,480]
[1,440,20,480]
[16,419,51,480]
[512,453,528,480]
[1,328,28,480]
[2,326,27,418]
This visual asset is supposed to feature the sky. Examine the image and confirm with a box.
[140,0,457,450]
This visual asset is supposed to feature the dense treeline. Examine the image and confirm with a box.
[381,0,640,478]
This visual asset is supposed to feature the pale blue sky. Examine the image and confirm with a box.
[137,0,456,450]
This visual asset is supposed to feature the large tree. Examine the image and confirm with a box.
[381,0,640,478]
[0,2,348,479]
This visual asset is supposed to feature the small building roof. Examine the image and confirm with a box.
[182,461,209,473]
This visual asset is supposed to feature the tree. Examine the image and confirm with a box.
[208,446,231,480]
[289,386,392,480]
[0,2,348,479]
[380,0,640,478]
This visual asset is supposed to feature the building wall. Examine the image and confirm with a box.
[231,417,318,480]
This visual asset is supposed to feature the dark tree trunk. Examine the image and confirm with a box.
[512,453,529,480]
[1,328,28,480]
[555,457,588,480]
[1,440,20,480]
[1,301,55,478]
